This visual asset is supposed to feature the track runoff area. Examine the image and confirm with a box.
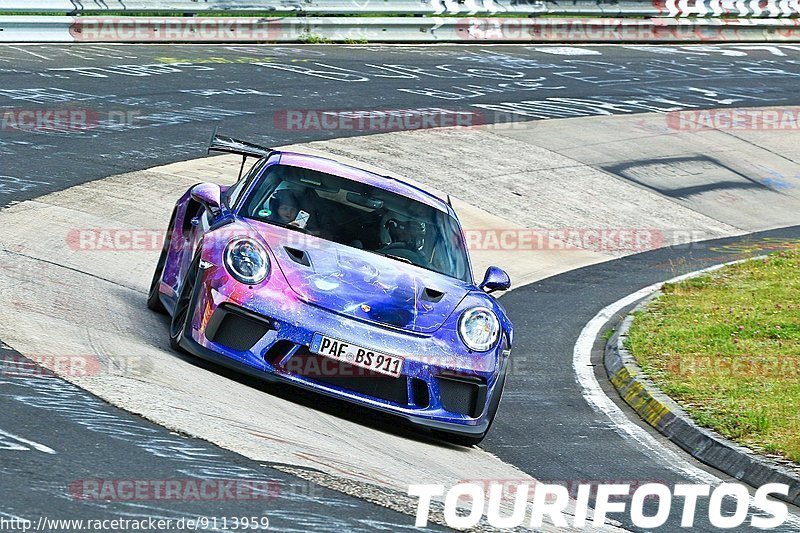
[1,44,800,532]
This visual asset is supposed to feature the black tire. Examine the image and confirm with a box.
[147,243,169,313]
[147,213,176,314]
[169,254,202,353]
[434,370,507,447]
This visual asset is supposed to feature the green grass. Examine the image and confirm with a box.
[298,33,332,44]
[626,248,800,463]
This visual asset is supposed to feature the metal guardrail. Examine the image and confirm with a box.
[2,15,799,42]
[1,0,799,17]
[0,15,76,42]
[1,1,799,42]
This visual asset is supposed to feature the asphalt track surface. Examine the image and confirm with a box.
[1,44,800,531]
[488,227,800,532]
[2,43,800,206]
[0,343,446,532]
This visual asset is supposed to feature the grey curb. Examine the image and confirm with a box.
[604,294,800,507]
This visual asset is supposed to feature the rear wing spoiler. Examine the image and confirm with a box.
[208,132,273,159]
[208,129,275,178]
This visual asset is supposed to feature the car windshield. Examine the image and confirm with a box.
[240,163,471,282]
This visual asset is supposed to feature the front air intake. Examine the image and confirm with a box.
[436,373,487,418]
[205,304,272,352]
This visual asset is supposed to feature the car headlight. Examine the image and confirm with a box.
[458,307,500,352]
[224,238,270,285]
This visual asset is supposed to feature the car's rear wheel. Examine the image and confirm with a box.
[147,212,177,314]
[434,370,507,447]
[169,254,202,353]
[147,247,170,314]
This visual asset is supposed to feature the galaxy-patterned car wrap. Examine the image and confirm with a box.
[152,150,513,441]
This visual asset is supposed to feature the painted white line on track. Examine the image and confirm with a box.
[0,512,28,521]
[0,428,56,454]
[7,46,52,61]
[573,257,800,526]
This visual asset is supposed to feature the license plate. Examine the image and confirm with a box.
[310,334,404,378]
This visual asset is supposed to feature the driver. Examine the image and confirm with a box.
[378,214,431,267]
[385,218,426,252]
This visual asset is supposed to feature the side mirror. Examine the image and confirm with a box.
[190,183,222,215]
[480,266,511,293]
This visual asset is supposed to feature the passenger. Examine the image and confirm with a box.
[267,189,301,225]
[263,187,321,234]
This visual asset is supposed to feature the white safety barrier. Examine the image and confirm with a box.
[2,15,799,42]
[0,15,75,42]
[1,0,799,43]
[0,0,798,16]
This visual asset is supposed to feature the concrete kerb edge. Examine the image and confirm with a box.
[604,294,800,507]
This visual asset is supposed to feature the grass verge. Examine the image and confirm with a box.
[626,247,800,463]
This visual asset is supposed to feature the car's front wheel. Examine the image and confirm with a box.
[169,254,202,353]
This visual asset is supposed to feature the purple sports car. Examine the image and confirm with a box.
[147,134,513,445]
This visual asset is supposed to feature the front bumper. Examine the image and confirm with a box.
[177,275,509,436]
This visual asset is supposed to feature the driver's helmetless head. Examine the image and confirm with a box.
[277,202,298,223]
[386,218,426,251]
[270,190,300,223]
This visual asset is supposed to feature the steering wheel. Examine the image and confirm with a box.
[380,243,431,269]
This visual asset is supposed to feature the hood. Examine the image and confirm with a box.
[248,220,470,334]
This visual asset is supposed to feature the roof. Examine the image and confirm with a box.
[275,151,452,214]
